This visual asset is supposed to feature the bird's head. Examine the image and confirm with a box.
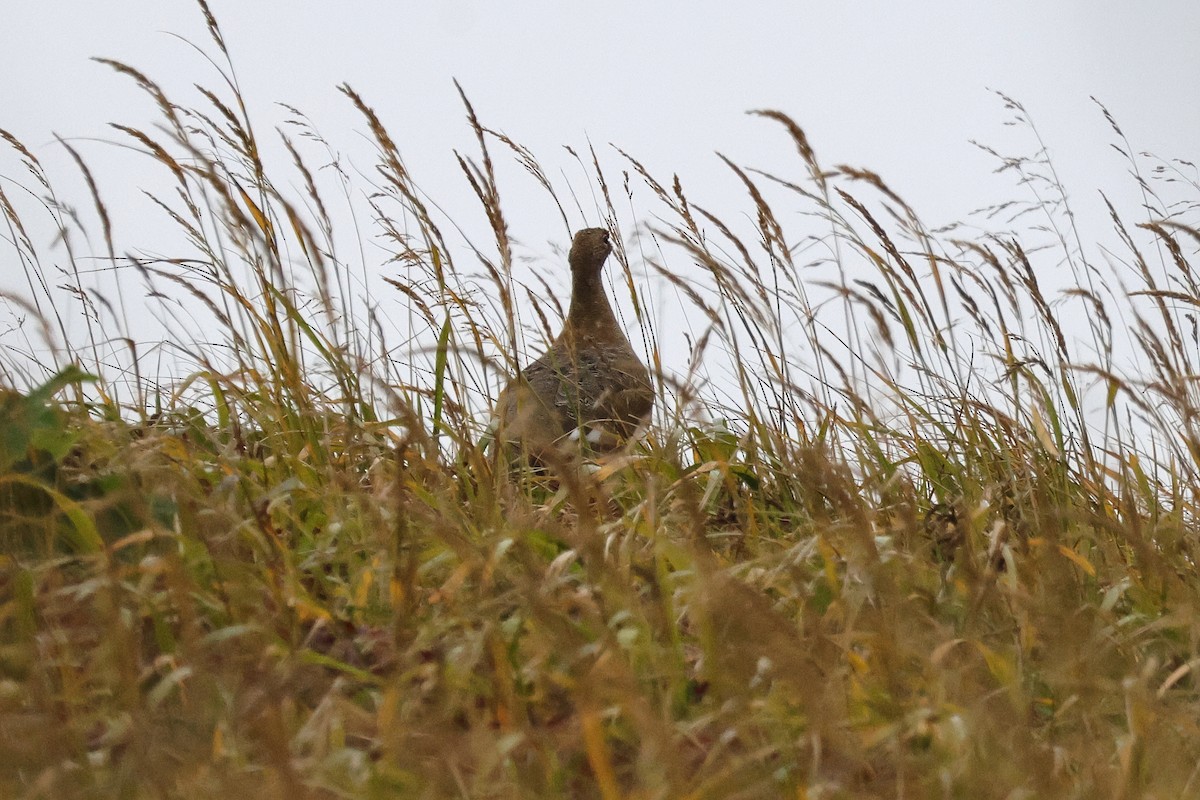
[568,227,613,274]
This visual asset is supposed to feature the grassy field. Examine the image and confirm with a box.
[4,5,1200,798]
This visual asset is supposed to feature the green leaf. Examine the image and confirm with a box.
[0,366,95,472]
[0,473,103,553]
[431,312,453,443]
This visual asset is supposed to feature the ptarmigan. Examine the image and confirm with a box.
[494,227,653,464]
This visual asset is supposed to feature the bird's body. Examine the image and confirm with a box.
[494,228,653,462]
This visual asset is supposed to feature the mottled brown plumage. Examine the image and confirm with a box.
[494,228,653,461]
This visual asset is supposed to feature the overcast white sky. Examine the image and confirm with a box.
[8,2,1197,211]
[3,1,1199,396]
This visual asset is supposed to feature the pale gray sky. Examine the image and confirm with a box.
[9,2,1198,217]
[3,1,1199,398]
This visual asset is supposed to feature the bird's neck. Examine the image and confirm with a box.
[567,270,622,341]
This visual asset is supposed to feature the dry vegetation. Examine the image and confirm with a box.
[4,4,1200,798]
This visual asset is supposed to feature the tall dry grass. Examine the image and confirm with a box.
[2,2,1200,797]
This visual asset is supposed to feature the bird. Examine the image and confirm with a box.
[493,227,654,465]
